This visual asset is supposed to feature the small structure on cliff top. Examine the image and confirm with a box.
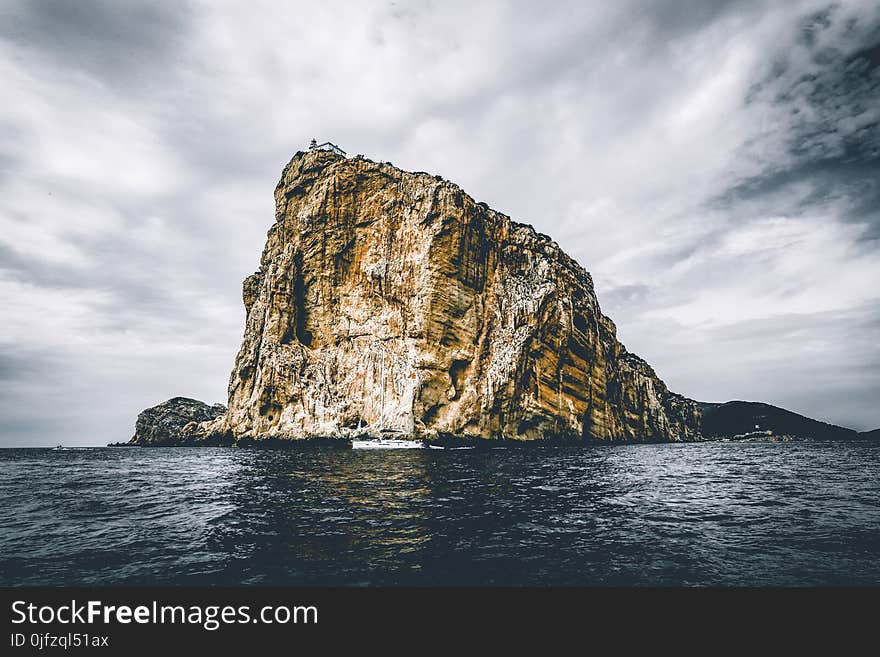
[308,139,346,156]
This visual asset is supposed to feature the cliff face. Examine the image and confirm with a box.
[197,149,702,443]
[127,397,226,446]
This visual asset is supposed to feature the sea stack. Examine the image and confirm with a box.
[185,147,702,444]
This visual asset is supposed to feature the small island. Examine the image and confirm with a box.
[120,145,879,448]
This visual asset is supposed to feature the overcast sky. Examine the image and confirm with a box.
[1,0,878,446]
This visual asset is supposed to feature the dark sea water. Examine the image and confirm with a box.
[1,442,879,586]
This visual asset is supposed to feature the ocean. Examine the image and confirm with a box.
[2,441,879,586]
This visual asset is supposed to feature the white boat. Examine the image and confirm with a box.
[351,438,425,450]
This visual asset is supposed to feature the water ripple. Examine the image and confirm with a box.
[1,442,879,585]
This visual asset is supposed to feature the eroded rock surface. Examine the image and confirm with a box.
[192,149,702,444]
[127,397,226,446]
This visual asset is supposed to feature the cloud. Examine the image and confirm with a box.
[721,3,880,232]
[0,0,879,445]
[0,0,192,90]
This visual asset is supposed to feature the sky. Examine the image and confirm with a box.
[0,0,878,446]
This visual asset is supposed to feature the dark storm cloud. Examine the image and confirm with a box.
[0,242,71,288]
[0,0,191,89]
[631,0,759,37]
[717,4,880,232]
[0,346,59,383]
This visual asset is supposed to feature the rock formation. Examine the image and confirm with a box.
[125,397,226,446]
[184,148,703,444]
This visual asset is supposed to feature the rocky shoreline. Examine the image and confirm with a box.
[116,396,877,447]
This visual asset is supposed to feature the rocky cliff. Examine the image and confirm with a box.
[186,149,702,444]
[125,397,226,446]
